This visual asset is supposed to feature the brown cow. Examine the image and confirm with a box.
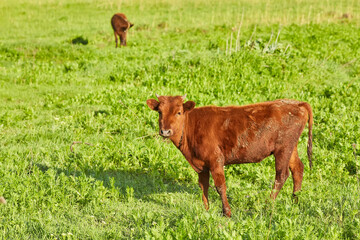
[111,13,134,47]
[146,95,313,217]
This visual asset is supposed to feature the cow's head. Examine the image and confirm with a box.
[146,95,195,139]
[120,22,134,46]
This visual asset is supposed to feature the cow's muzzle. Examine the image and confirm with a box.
[160,129,173,137]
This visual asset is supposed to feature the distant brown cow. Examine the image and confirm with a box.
[147,95,313,217]
[111,13,134,47]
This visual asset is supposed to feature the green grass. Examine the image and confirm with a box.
[1,0,360,239]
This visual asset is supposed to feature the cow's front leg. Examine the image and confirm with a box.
[211,167,231,217]
[198,170,210,210]
[271,148,291,200]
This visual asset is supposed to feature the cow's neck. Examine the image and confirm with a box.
[169,116,202,173]
[170,122,185,149]
[171,116,190,157]
[177,123,185,148]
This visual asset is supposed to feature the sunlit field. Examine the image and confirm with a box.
[0,0,359,238]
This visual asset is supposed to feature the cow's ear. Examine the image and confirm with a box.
[146,99,159,111]
[183,101,195,112]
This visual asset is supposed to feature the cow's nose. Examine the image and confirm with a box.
[160,129,173,137]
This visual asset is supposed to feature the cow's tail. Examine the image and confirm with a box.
[301,102,313,169]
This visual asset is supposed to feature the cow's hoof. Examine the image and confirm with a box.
[292,193,299,204]
[223,208,231,218]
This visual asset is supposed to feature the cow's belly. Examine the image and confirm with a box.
[190,125,276,168]
[223,137,274,165]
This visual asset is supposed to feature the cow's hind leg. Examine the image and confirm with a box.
[198,170,210,210]
[270,148,292,200]
[211,167,231,217]
[114,32,118,48]
[289,146,304,203]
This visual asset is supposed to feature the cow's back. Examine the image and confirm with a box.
[185,100,309,166]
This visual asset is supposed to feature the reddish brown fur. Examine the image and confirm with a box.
[111,13,134,47]
[147,95,313,217]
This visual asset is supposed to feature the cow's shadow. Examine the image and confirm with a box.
[35,161,199,207]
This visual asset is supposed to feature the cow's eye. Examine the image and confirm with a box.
[177,112,181,115]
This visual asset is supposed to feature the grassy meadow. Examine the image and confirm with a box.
[1,0,360,238]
